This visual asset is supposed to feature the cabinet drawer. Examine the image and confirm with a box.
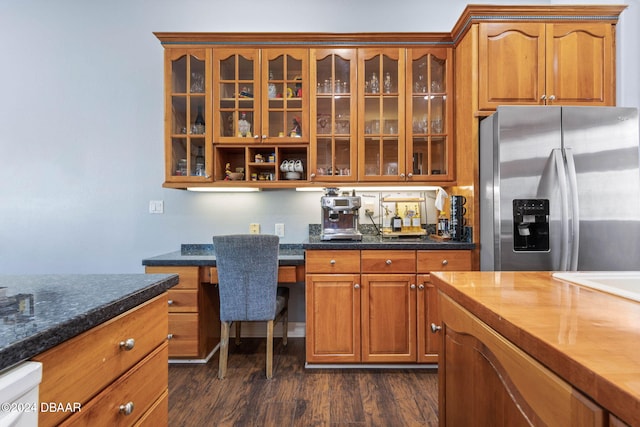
[60,342,168,427]
[167,289,198,313]
[361,250,416,273]
[210,265,299,283]
[306,250,360,273]
[168,313,199,357]
[34,294,168,427]
[145,266,199,289]
[417,250,471,272]
[134,390,168,427]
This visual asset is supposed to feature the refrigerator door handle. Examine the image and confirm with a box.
[564,148,580,271]
[553,149,571,270]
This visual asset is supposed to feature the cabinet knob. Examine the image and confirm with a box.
[410,284,416,289]
[119,338,135,351]
[330,259,336,265]
[386,259,392,265]
[310,173,316,178]
[253,135,260,140]
[400,173,406,178]
[441,259,448,266]
[418,284,425,290]
[407,173,413,178]
[548,95,556,101]
[540,94,547,100]
[167,333,174,340]
[430,323,442,333]
[354,283,360,289]
[119,402,135,416]
[262,134,268,140]
[168,299,174,306]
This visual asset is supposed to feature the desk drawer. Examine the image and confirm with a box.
[361,250,416,273]
[145,266,199,290]
[306,250,360,273]
[34,294,168,427]
[167,289,197,313]
[167,313,199,357]
[60,342,168,427]
[210,265,299,283]
[417,250,472,272]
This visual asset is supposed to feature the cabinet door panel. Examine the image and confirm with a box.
[546,23,613,106]
[361,274,416,362]
[479,22,546,110]
[306,274,361,362]
[417,274,440,363]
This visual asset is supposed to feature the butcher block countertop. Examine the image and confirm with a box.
[431,271,640,426]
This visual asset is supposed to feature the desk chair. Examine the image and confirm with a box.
[212,234,289,379]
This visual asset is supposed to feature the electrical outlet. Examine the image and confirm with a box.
[149,200,164,214]
[275,223,285,237]
[249,223,260,234]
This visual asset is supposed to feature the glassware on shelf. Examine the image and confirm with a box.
[190,73,204,93]
[268,71,277,99]
[414,74,426,93]
[384,72,392,93]
[370,72,379,94]
[238,112,251,137]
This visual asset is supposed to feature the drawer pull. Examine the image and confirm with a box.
[330,259,336,265]
[354,283,360,289]
[386,259,392,265]
[168,299,174,306]
[119,401,135,416]
[441,259,448,266]
[418,284,425,290]
[167,333,174,340]
[410,284,416,289]
[431,323,442,333]
[119,338,135,351]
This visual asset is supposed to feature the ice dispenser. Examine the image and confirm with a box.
[513,199,549,251]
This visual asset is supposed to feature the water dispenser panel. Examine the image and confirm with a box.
[513,199,549,252]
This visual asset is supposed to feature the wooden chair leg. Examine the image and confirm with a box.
[282,308,288,346]
[235,321,242,345]
[218,321,230,379]
[266,319,274,379]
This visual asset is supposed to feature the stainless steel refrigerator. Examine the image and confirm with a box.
[480,106,640,271]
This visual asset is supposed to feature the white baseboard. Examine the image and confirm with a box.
[232,321,305,338]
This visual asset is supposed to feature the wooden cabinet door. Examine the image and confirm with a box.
[305,273,361,363]
[545,23,614,106]
[416,274,440,363]
[479,22,546,110]
[361,274,416,362]
[438,292,605,426]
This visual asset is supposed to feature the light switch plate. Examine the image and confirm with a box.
[275,223,285,237]
[149,200,164,214]
[249,223,260,234]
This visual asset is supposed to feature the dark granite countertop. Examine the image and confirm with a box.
[0,274,178,371]
[142,244,305,267]
[303,234,476,250]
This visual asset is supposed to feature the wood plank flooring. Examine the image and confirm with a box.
[169,338,439,426]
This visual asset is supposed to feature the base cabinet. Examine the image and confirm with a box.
[305,249,472,364]
[438,292,607,426]
[145,266,219,360]
[33,295,169,427]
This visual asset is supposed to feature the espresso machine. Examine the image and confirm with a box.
[320,188,363,241]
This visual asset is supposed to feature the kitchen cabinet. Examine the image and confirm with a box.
[309,49,358,182]
[145,266,219,361]
[438,291,605,426]
[305,249,471,364]
[478,22,615,110]
[163,48,212,184]
[33,295,169,427]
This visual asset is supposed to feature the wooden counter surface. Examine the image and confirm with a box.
[431,271,640,426]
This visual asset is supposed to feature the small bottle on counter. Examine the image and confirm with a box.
[438,211,449,236]
[412,208,421,232]
[392,209,402,232]
[402,207,412,232]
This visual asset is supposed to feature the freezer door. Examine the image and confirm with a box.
[481,106,566,271]
[561,107,640,270]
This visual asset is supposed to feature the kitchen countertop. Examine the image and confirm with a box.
[0,274,178,371]
[431,271,640,426]
[141,237,474,267]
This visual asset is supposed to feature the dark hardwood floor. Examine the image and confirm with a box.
[168,338,439,426]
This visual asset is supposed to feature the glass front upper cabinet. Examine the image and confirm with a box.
[214,48,308,143]
[358,49,405,182]
[406,48,453,181]
[166,49,211,181]
[310,49,357,181]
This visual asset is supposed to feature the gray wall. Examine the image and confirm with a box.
[1,0,638,274]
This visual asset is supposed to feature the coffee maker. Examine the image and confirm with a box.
[320,188,363,241]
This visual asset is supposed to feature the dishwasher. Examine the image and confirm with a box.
[0,361,42,426]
